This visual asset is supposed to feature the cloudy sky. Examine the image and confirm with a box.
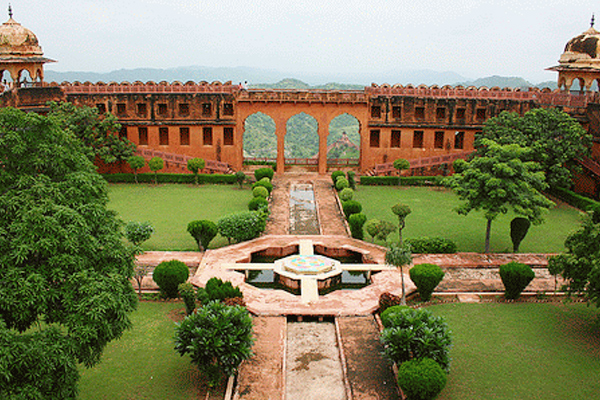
[10,0,598,83]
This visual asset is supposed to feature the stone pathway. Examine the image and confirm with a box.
[338,316,400,400]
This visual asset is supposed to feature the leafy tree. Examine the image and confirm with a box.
[133,265,151,298]
[365,219,396,243]
[393,158,410,183]
[547,210,600,307]
[217,211,267,244]
[391,203,411,245]
[385,243,413,305]
[235,171,246,189]
[0,107,137,398]
[478,108,592,190]
[187,158,205,185]
[510,217,531,253]
[127,155,145,183]
[174,301,254,386]
[187,220,218,251]
[48,101,136,164]
[148,156,164,184]
[124,221,154,247]
[444,139,554,253]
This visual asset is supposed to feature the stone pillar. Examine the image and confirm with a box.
[276,119,286,175]
[318,119,328,175]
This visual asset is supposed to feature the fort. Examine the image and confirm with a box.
[0,10,599,198]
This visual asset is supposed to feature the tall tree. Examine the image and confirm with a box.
[445,139,554,253]
[547,209,600,307]
[478,108,592,190]
[391,203,411,245]
[0,107,137,398]
[385,243,413,305]
[48,101,136,165]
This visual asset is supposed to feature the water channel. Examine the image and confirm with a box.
[289,183,320,235]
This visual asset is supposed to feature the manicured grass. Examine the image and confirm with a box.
[354,186,583,253]
[78,301,224,400]
[429,302,600,400]
[108,184,250,251]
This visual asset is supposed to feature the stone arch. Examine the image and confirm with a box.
[327,113,360,166]
[285,112,319,163]
[243,112,277,160]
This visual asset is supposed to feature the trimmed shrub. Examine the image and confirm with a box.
[550,186,600,211]
[252,185,269,199]
[510,217,531,253]
[187,220,217,251]
[252,177,273,194]
[409,263,445,301]
[102,173,237,184]
[379,291,403,313]
[217,211,267,243]
[339,187,354,202]
[359,176,441,186]
[335,177,349,191]
[347,171,357,190]
[205,277,244,302]
[342,200,362,220]
[124,221,154,246]
[405,237,457,254]
[349,213,367,240]
[380,307,452,371]
[397,358,447,400]
[174,301,254,387]
[499,261,535,299]
[248,196,269,211]
[254,167,274,181]
[178,282,197,315]
[331,170,345,184]
[380,305,410,328]
[365,219,396,242]
[153,260,189,299]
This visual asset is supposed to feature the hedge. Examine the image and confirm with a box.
[102,173,236,184]
[359,176,442,186]
[550,187,600,211]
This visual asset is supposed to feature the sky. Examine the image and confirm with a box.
[9,0,599,84]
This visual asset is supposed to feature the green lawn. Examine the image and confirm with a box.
[355,186,583,253]
[108,184,250,251]
[78,302,224,400]
[429,302,600,400]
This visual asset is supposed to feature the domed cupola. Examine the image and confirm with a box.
[548,15,600,92]
[0,5,55,88]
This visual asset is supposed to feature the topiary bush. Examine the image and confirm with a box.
[342,200,362,220]
[347,171,357,190]
[178,282,197,315]
[235,171,246,188]
[405,237,457,254]
[124,221,154,246]
[252,185,269,199]
[217,211,267,244]
[380,307,452,371]
[205,277,244,302]
[397,357,447,400]
[187,220,217,251]
[248,196,269,211]
[409,263,445,301]
[365,219,396,243]
[335,176,349,191]
[174,301,254,387]
[252,177,273,194]
[379,291,403,313]
[339,187,354,202]
[499,261,535,299]
[153,260,189,298]
[510,217,531,253]
[331,170,345,184]
[348,213,367,240]
[254,167,274,181]
[380,305,410,328]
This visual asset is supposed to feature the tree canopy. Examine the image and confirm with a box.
[0,107,137,398]
[445,139,554,252]
[49,101,136,165]
[477,108,591,190]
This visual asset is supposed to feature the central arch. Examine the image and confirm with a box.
[284,112,319,171]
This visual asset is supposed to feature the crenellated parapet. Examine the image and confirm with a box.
[58,80,241,94]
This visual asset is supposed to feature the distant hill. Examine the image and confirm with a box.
[252,78,363,90]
